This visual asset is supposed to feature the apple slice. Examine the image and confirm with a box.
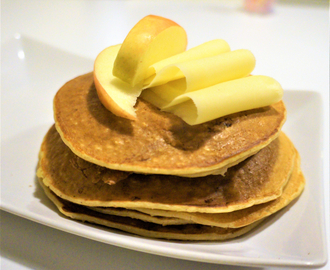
[112,15,188,87]
[94,44,141,120]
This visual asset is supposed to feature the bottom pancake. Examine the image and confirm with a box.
[37,154,305,240]
[38,178,262,241]
[87,206,192,226]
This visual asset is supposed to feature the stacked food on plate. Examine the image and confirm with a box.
[37,15,305,240]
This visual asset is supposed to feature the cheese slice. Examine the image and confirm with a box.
[141,49,256,107]
[175,49,255,92]
[161,75,283,125]
[144,39,231,87]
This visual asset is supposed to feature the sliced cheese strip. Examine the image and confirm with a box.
[144,39,231,87]
[144,49,256,96]
[180,49,255,92]
[141,49,256,109]
[162,75,283,125]
[141,79,186,108]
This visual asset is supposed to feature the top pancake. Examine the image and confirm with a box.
[54,72,286,176]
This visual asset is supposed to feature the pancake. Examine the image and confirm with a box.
[88,207,192,226]
[37,125,295,213]
[91,157,304,228]
[53,72,286,177]
[38,178,262,241]
[135,152,305,228]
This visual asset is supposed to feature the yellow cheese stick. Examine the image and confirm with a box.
[141,80,185,108]
[144,49,256,94]
[180,49,255,92]
[141,49,256,108]
[144,39,231,87]
[162,75,283,125]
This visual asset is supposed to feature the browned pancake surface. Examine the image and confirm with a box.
[136,153,305,227]
[53,73,286,176]
[37,126,295,213]
[38,178,262,241]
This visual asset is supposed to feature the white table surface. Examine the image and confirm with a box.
[1,1,329,269]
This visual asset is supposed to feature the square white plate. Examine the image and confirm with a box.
[1,35,327,268]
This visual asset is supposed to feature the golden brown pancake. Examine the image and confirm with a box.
[38,178,263,241]
[91,157,304,228]
[88,207,192,226]
[53,73,286,177]
[37,125,295,213]
[135,153,305,228]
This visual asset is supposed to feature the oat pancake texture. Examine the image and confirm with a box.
[38,178,262,241]
[37,126,295,213]
[89,207,192,226]
[53,73,286,177]
[135,152,305,228]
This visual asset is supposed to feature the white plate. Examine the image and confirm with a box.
[1,35,328,268]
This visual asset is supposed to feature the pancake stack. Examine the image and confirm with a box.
[37,72,305,241]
